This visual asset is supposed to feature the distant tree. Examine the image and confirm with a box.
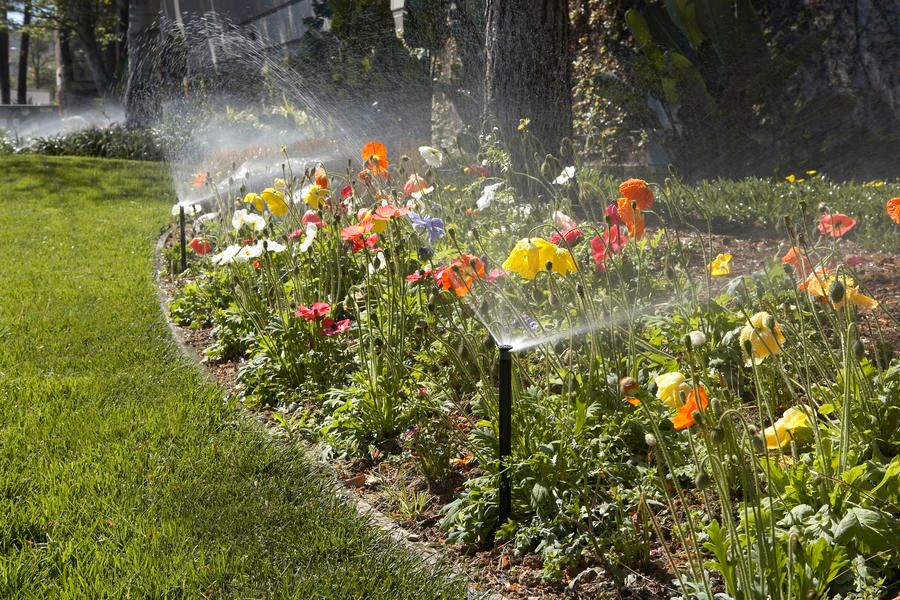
[17,0,31,104]
[123,0,160,127]
[484,0,573,176]
[1,2,10,104]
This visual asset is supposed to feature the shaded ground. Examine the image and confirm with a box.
[0,156,465,599]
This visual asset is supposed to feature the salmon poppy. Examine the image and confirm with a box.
[374,204,409,221]
[673,385,709,430]
[817,213,857,237]
[302,210,326,228]
[188,237,212,255]
[590,227,627,270]
[314,165,328,189]
[192,172,208,188]
[888,198,900,224]
[321,317,351,336]
[616,197,645,241]
[781,246,812,276]
[361,141,389,173]
[436,254,485,297]
[403,174,431,197]
[619,178,653,211]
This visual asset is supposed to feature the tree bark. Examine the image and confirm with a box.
[55,29,75,110]
[484,0,573,171]
[124,0,161,127]
[0,2,10,104]
[17,0,31,104]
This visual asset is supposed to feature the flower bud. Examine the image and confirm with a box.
[688,330,707,348]
[619,376,638,395]
[576,283,585,298]
[549,294,560,307]
[644,433,657,448]
[710,398,722,415]
[853,339,865,360]
[828,279,845,304]
[742,338,753,355]
[789,529,801,554]
[694,470,710,489]
[751,434,766,452]
[710,428,725,444]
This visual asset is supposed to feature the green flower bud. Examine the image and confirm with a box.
[853,339,865,360]
[694,470,710,489]
[710,428,725,444]
[828,279,845,304]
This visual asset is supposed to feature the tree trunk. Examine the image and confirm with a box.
[55,29,75,110]
[0,2,10,104]
[124,0,161,127]
[484,0,573,173]
[77,27,115,99]
[17,1,31,105]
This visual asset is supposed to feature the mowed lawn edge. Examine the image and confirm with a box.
[0,156,465,599]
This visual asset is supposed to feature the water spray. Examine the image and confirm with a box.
[497,344,513,532]
[178,204,187,273]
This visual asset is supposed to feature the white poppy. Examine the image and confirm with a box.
[368,251,387,274]
[232,209,267,232]
[419,146,443,168]
[476,182,503,210]
[235,244,264,262]
[211,244,242,265]
[298,224,318,253]
[411,186,434,200]
[261,240,287,254]
[553,166,576,185]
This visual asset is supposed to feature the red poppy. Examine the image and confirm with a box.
[252,259,262,270]
[295,302,331,321]
[817,213,857,238]
[321,317,351,336]
[314,165,328,189]
[619,178,653,211]
[341,220,374,242]
[241,237,256,247]
[361,141,389,173]
[590,227,627,270]
[341,184,354,201]
[673,385,709,431]
[465,163,489,177]
[188,237,212,255]
[549,227,583,246]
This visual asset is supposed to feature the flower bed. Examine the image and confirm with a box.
[165,141,900,598]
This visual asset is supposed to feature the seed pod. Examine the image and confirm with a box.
[828,279,845,304]
[710,427,725,444]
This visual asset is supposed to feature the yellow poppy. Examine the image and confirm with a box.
[303,184,328,210]
[708,253,732,276]
[261,188,289,217]
[654,372,688,410]
[243,192,265,212]
[763,407,810,449]
[502,238,577,280]
[803,271,878,310]
[739,311,785,366]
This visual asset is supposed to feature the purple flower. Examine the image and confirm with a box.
[408,211,445,243]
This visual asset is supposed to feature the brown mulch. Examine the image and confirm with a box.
[158,225,899,599]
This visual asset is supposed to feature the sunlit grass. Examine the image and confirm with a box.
[0,155,464,598]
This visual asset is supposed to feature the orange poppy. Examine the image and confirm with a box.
[673,385,709,430]
[817,213,857,238]
[314,165,328,189]
[437,254,485,297]
[616,197,645,241]
[192,172,208,188]
[361,141,389,173]
[781,246,812,276]
[888,198,900,224]
[619,178,653,211]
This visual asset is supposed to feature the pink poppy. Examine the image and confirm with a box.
[302,210,326,228]
[605,203,625,228]
[341,184,354,200]
[403,174,429,196]
[549,227,583,246]
[591,227,627,270]
[295,302,331,321]
[487,268,508,283]
[321,317,351,336]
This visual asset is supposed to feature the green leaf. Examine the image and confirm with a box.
[833,507,899,553]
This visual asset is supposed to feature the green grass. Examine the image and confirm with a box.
[0,156,464,598]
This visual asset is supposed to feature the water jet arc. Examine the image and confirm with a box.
[498,344,513,532]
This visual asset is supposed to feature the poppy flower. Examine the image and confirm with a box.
[261,188,289,217]
[465,163,489,177]
[321,317,351,336]
[418,146,443,168]
[673,385,708,430]
[739,311,785,365]
[781,246,812,275]
[817,213,857,237]
[193,172,208,188]
[403,174,432,198]
[553,166,576,185]
[436,254,485,297]
[763,407,810,449]
[361,141,389,173]
[295,302,331,321]
[549,227,583,246]
[590,227,627,270]
[655,372,688,410]
[341,184,354,201]
[243,192,265,212]
[502,238,577,280]
[708,253,732,276]
[619,178,653,210]
[232,209,266,232]
[487,268,507,283]
[802,269,878,310]
[605,203,625,228]
[314,165,328,189]
[616,197,645,241]
[252,259,262,270]
[888,198,900,224]
[188,237,212,255]
[303,184,328,210]
[374,204,409,220]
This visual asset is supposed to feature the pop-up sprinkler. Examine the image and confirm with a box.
[498,344,513,530]
[178,204,187,273]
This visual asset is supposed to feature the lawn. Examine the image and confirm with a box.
[0,156,465,598]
